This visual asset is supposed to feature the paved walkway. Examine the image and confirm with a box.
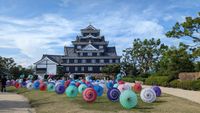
[127,82,200,104]
[0,93,35,113]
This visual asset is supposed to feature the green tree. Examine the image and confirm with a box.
[166,12,200,58]
[159,43,194,80]
[101,64,120,76]
[166,12,200,43]
[0,56,16,78]
[126,38,168,74]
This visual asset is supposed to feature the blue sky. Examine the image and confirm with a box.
[0,0,199,66]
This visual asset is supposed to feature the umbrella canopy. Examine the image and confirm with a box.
[65,85,78,98]
[78,84,88,94]
[39,83,47,91]
[82,88,97,103]
[93,85,103,96]
[47,83,55,92]
[133,83,142,93]
[106,82,113,89]
[119,90,138,109]
[107,88,120,102]
[33,80,40,90]
[118,84,131,92]
[140,88,157,103]
[55,84,66,94]
[152,86,162,97]
[26,82,33,90]
[15,82,21,89]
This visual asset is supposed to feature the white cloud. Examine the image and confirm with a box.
[0,14,77,66]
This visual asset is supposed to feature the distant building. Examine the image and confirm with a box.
[34,25,121,79]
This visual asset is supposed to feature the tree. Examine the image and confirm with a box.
[159,43,194,80]
[166,12,200,43]
[124,38,168,74]
[0,56,16,78]
[10,65,34,79]
[121,48,139,76]
[101,64,120,76]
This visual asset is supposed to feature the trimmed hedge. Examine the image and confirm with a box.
[122,76,146,83]
[145,76,169,86]
[169,80,200,91]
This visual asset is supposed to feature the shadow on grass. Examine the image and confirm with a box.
[154,100,167,103]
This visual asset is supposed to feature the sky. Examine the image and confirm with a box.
[0,0,199,67]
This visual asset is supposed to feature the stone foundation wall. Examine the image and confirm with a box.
[179,72,200,80]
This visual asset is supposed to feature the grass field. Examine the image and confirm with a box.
[7,86,200,113]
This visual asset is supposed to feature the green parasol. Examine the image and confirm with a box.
[119,90,138,109]
[65,85,78,98]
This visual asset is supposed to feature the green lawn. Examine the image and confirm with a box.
[7,86,200,113]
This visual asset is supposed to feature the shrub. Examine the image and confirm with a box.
[169,80,200,91]
[122,77,134,82]
[145,76,169,86]
[191,80,200,90]
[169,80,180,88]
[122,76,146,83]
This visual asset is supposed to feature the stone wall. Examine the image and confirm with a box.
[179,72,200,80]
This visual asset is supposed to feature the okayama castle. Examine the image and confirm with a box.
[34,25,121,78]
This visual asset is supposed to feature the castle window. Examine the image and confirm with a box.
[92,53,97,56]
[83,53,87,56]
[88,67,93,71]
[109,59,113,63]
[82,59,86,63]
[66,67,69,71]
[75,67,78,71]
[99,46,103,49]
[81,67,84,71]
[74,59,78,63]
[86,59,91,63]
[77,46,81,49]
[99,67,102,71]
[80,53,83,56]
[92,59,96,63]
[88,52,92,56]
[100,59,104,63]
[69,59,74,63]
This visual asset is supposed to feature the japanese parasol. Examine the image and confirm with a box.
[55,84,65,94]
[39,83,47,91]
[107,88,120,102]
[93,85,103,96]
[78,84,88,94]
[26,82,33,90]
[65,85,78,97]
[64,80,71,88]
[47,83,55,92]
[106,82,113,89]
[119,90,138,109]
[118,84,131,92]
[133,83,142,93]
[15,82,21,89]
[152,86,162,97]
[140,88,156,103]
[82,88,97,103]
[33,80,40,90]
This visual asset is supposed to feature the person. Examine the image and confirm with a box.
[1,76,7,92]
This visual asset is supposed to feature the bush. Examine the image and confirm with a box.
[145,76,169,86]
[122,76,146,83]
[191,80,200,90]
[169,80,180,88]
[122,76,134,82]
[169,80,200,91]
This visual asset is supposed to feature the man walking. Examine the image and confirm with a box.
[1,76,7,92]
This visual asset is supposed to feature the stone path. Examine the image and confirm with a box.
[127,82,200,104]
[0,93,35,113]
